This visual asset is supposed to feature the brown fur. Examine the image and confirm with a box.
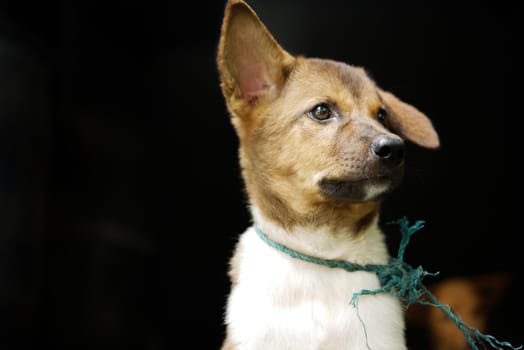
[217,1,439,348]
[218,0,438,232]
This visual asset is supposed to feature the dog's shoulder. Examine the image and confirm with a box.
[227,232,247,287]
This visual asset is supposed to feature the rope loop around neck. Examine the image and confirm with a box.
[253,217,522,350]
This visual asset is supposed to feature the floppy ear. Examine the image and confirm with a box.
[380,90,440,149]
[217,0,294,113]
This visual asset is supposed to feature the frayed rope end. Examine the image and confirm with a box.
[350,217,522,350]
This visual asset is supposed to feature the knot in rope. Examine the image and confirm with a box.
[350,217,434,307]
[253,217,522,350]
[376,258,430,306]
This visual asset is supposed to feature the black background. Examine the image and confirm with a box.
[0,0,521,349]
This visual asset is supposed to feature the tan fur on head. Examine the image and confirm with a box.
[217,0,439,231]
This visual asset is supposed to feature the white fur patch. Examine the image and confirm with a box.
[224,208,407,350]
[363,182,390,201]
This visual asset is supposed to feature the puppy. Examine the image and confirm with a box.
[217,1,439,349]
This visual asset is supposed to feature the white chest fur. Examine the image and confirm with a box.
[224,222,407,350]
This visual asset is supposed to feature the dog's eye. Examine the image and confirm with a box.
[308,103,334,122]
[377,107,387,124]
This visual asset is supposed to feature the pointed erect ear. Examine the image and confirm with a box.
[380,90,440,149]
[217,0,294,111]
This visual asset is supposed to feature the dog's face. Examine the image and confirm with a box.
[217,0,439,229]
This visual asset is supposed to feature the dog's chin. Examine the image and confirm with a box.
[319,174,402,204]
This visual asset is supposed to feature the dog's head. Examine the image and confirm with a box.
[217,0,439,229]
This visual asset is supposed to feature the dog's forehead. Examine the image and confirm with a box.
[289,58,379,104]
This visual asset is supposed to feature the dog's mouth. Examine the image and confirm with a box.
[319,172,403,203]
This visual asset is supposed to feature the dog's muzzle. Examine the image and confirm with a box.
[319,135,405,203]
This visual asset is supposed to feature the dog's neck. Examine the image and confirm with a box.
[241,166,381,234]
[251,205,389,264]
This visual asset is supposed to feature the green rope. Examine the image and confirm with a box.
[253,217,522,350]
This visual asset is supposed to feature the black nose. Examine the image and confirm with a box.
[371,136,405,168]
